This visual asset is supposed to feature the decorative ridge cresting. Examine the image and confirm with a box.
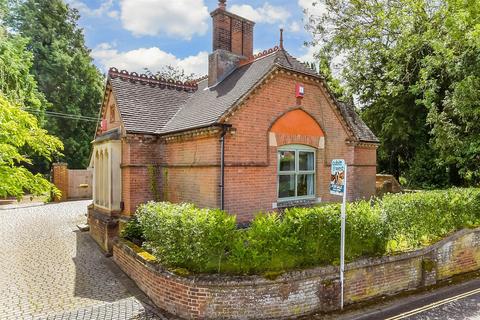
[239,46,280,66]
[108,67,198,92]
[194,74,209,83]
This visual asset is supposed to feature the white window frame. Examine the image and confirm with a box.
[277,144,316,202]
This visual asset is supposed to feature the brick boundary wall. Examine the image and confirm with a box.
[113,227,480,319]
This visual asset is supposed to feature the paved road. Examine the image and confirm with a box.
[314,275,480,320]
[363,278,480,320]
[0,201,169,320]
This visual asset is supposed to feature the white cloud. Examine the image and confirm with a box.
[66,0,117,18]
[288,21,302,33]
[298,45,318,63]
[92,43,208,76]
[230,3,291,24]
[107,10,119,19]
[119,0,209,40]
[297,0,327,17]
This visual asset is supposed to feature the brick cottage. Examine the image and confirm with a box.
[88,0,379,252]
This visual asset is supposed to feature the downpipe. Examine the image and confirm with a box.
[219,125,230,210]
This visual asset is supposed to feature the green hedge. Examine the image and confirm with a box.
[123,188,480,275]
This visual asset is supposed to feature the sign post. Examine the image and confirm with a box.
[329,159,347,310]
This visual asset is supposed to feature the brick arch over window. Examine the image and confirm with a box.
[269,109,325,148]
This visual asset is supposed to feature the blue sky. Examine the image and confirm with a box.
[66,0,324,76]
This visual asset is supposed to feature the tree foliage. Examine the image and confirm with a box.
[0,24,47,119]
[308,0,480,187]
[8,0,103,169]
[0,3,63,198]
[0,95,63,198]
[144,65,197,82]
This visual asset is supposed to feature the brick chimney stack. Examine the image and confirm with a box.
[208,0,255,86]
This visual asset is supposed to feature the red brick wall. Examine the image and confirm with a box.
[121,136,163,215]
[162,167,219,208]
[113,242,209,319]
[162,135,220,208]
[113,228,480,319]
[121,134,222,215]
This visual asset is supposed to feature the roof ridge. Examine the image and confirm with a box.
[238,46,280,67]
[108,67,199,92]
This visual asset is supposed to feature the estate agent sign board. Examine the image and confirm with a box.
[330,159,346,195]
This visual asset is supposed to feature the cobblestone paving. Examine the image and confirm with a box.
[0,201,169,320]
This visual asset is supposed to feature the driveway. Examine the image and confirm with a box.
[0,200,169,320]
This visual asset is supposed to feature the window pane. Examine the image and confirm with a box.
[279,151,295,171]
[299,151,314,171]
[279,175,295,198]
[297,174,315,197]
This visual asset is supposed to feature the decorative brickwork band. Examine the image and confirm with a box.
[108,67,198,92]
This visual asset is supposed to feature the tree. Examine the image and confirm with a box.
[0,95,63,198]
[0,13,47,119]
[0,4,63,199]
[144,65,197,82]
[8,0,103,170]
[307,0,480,187]
[0,16,63,198]
[419,1,480,185]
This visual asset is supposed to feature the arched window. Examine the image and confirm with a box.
[278,145,315,201]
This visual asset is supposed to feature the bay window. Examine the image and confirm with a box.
[278,145,316,201]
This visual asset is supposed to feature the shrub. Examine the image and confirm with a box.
[381,188,480,252]
[136,202,236,273]
[128,188,480,275]
[121,215,144,242]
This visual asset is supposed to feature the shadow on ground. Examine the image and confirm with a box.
[72,229,172,319]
